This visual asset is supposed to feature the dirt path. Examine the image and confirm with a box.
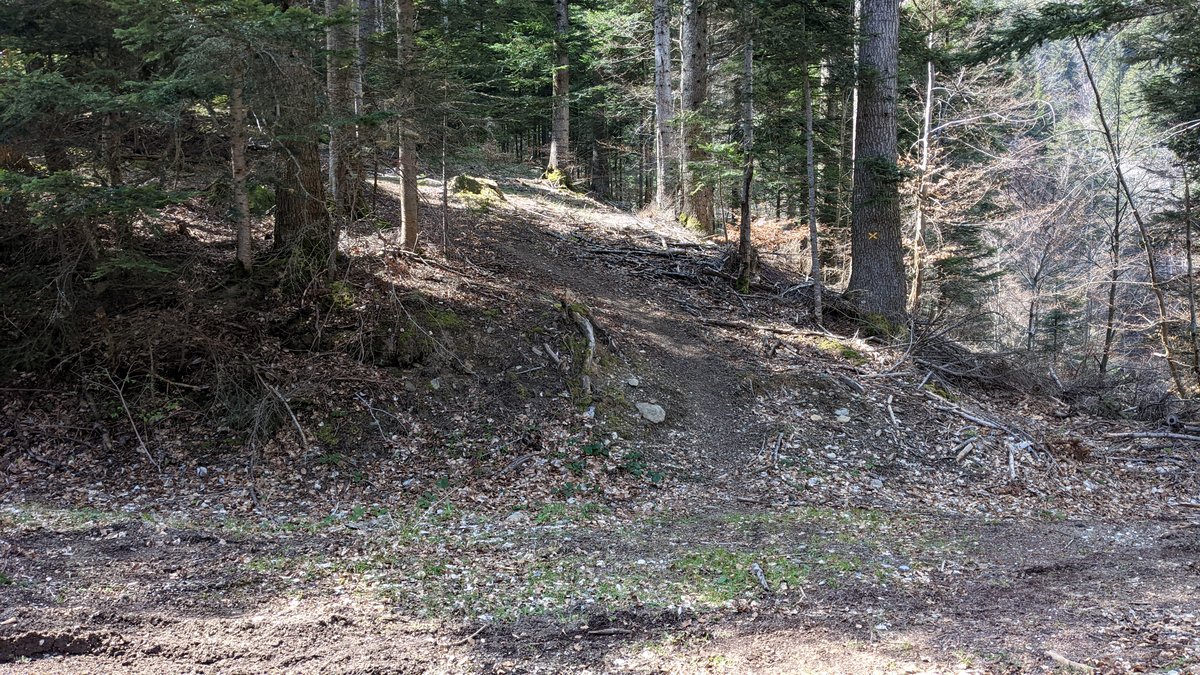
[3,177,1199,673]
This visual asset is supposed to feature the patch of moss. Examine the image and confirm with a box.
[814,337,868,366]
[678,212,706,234]
[450,174,505,200]
[541,167,572,189]
[423,307,464,331]
[671,547,808,602]
[861,313,908,341]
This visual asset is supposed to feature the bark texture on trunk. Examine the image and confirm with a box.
[231,62,253,274]
[805,43,822,322]
[847,0,906,318]
[652,0,675,213]
[547,0,570,173]
[591,117,611,199]
[680,0,714,234]
[274,53,332,265]
[274,140,331,258]
[327,0,360,216]
[736,19,754,292]
[1185,168,1200,387]
[396,0,420,250]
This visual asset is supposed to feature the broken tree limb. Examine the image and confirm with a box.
[750,562,772,592]
[924,390,1039,450]
[1046,650,1094,673]
[699,318,827,338]
[568,307,597,373]
[1105,431,1200,442]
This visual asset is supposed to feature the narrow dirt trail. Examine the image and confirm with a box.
[473,178,770,485]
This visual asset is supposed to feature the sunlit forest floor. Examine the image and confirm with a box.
[2,169,1198,673]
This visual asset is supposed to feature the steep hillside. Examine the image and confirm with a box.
[2,170,1199,673]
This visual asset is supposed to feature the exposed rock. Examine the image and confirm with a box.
[636,402,666,423]
[505,511,530,524]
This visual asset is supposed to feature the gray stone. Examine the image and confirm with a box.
[636,402,666,423]
[625,376,640,387]
[505,511,530,524]
[869,478,884,490]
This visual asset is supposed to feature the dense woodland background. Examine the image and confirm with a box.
[4,1,1200,671]
[2,0,1199,416]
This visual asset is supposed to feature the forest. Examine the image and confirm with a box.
[1,0,1199,671]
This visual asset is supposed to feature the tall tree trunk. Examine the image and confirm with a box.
[396,0,420,250]
[547,0,570,173]
[326,0,360,216]
[355,0,371,116]
[231,62,253,274]
[680,0,714,234]
[1099,151,1122,375]
[1185,166,1199,389]
[817,61,841,230]
[736,11,754,292]
[1076,36,1186,395]
[274,140,331,260]
[908,28,935,314]
[591,116,610,199]
[847,0,906,318]
[804,27,822,322]
[274,52,332,266]
[652,0,676,213]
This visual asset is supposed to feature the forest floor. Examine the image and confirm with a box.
[2,164,1200,673]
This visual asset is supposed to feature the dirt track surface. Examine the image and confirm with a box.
[3,176,1199,673]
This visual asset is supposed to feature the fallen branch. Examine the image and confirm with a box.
[750,562,772,592]
[1046,649,1094,673]
[441,625,487,647]
[699,318,824,337]
[490,454,533,478]
[587,627,632,636]
[104,370,162,474]
[1105,431,1200,442]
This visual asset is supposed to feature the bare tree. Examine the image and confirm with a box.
[1076,36,1187,394]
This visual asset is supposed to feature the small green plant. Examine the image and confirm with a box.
[581,441,608,458]
[619,450,664,483]
[314,424,340,447]
[0,571,13,585]
[315,452,344,466]
[535,503,569,524]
